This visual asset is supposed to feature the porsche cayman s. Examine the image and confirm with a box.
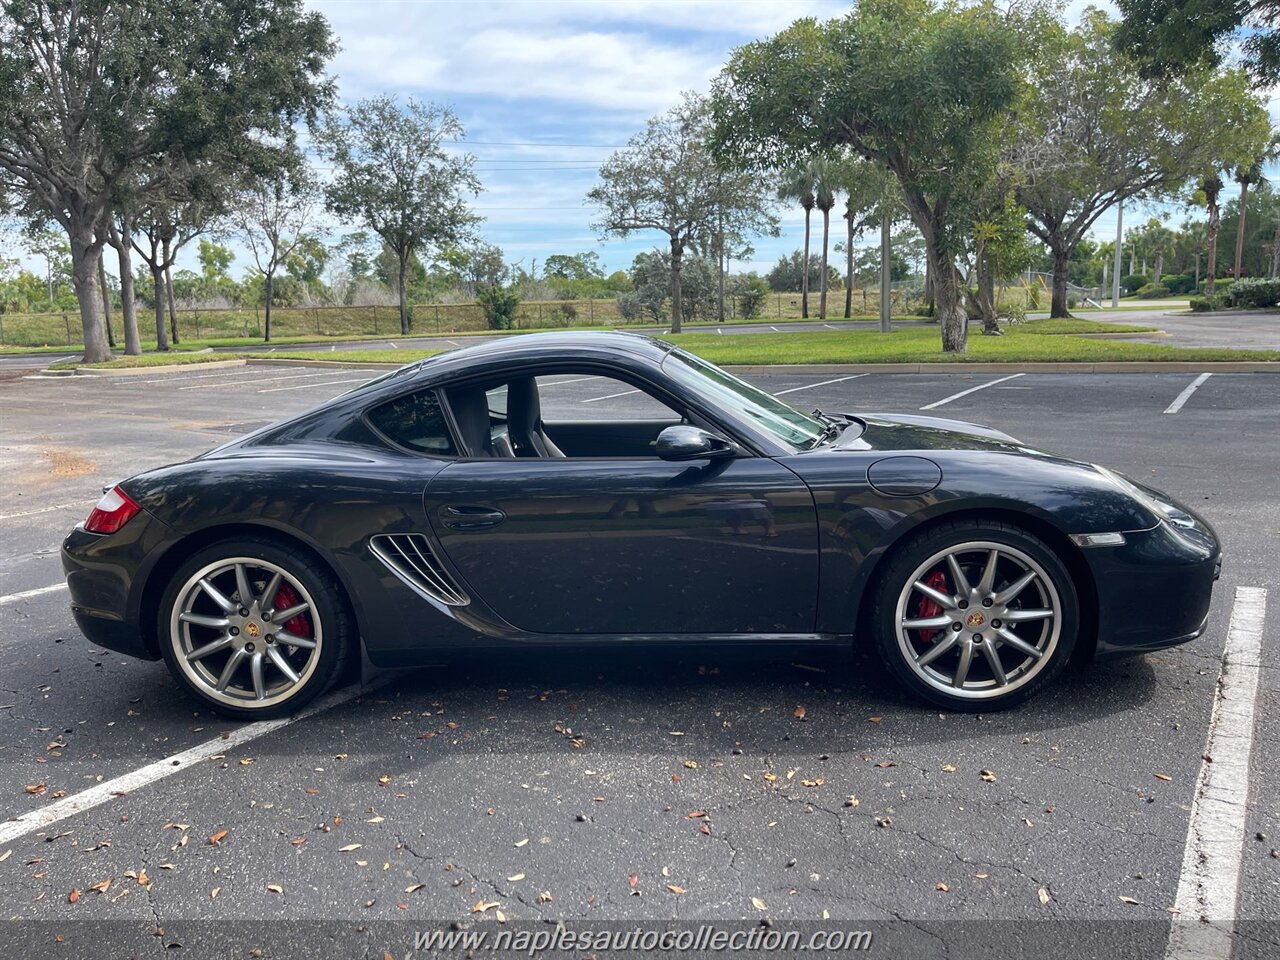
[63,332,1220,717]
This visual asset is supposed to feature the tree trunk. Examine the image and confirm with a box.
[818,207,831,319]
[1129,247,1136,276]
[1206,207,1220,294]
[164,250,179,344]
[844,211,854,319]
[925,258,936,318]
[977,250,1000,335]
[397,252,410,335]
[927,242,967,353]
[1050,244,1072,318]
[1153,249,1164,287]
[264,272,274,342]
[800,205,811,319]
[112,221,141,356]
[69,227,111,364]
[1194,252,1200,288]
[151,266,169,351]
[97,253,115,349]
[1235,180,1250,279]
[669,238,684,333]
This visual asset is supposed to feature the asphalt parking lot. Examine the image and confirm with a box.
[0,360,1276,959]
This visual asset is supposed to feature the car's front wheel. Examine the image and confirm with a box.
[873,520,1079,710]
[158,538,354,719]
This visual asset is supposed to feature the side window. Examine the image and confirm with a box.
[367,389,456,455]
[535,374,679,421]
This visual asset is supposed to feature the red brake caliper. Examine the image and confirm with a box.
[273,583,312,639]
[914,570,950,644]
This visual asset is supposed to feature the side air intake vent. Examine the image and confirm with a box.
[369,534,470,607]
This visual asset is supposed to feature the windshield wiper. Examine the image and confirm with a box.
[810,408,849,447]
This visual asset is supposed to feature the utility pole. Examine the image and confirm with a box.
[1111,199,1123,308]
[879,213,891,333]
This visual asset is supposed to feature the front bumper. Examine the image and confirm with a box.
[61,518,169,661]
[1083,516,1220,659]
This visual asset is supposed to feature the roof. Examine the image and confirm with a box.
[412,330,675,383]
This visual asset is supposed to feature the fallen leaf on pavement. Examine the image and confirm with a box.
[751,896,767,911]
[405,883,424,893]
[1039,888,1051,905]
[207,830,228,846]
[339,844,362,852]
[68,888,80,903]
[980,770,998,783]
[88,879,112,894]
[472,900,500,913]
[941,764,957,773]
[1154,773,1172,782]
[793,706,806,719]
[266,884,283,894]
[936,883,950,892]
[25,784,46,795]
[1119,896,1140,905]
[667,884,686,895]
[507,873,525,882]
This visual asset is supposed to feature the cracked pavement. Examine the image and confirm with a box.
[0,365,1276,959]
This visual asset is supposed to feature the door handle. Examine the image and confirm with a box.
[440,505,506,530]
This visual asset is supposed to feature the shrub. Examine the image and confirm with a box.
[477,283,520,330]
[1026,286,1040,309]
[1197,277,1234,295]
[1228,276,1280,308]
[1160,273,1195,295]
[1120,274,1148,294]
[1135,283,1170,299]
[731,273,771,319]
[555,303,578,326]
[1067,294,1078,309]
[616,291,644,322]
[1189,295,1228,312]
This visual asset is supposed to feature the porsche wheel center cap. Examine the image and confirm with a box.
[244,621,262,639]
[966,611,985,628]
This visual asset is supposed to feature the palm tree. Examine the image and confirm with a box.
[1203,175,1224,294]
[811,156,836,319]
[778,166,816,317]
[1234,135,1279,279]
[1147,220,1174,287]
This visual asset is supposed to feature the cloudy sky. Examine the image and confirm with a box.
[306,0,859,278]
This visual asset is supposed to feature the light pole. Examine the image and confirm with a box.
[1111,199,1123,308]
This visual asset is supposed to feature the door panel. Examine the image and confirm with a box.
[424,457,818,635]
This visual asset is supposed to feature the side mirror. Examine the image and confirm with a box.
[656,425,738,461]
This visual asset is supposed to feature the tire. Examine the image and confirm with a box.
[872,520,1079,711]
[158,536,355,719]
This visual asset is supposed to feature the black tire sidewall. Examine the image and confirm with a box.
[157,537,351,719]
[873,521,1079,711]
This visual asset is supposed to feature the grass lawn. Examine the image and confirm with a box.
[53,352,244,369]
[235,319,1277,368]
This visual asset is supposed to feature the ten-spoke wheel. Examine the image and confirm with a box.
[874,522,1078,710]
[159,539,353,718]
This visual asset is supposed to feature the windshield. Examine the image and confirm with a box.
[663,347,824,448]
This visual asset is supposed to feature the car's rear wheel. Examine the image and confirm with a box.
[873,520,1078,711]
[158,538,353,719]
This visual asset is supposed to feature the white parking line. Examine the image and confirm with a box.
[121,368,255,387]
[257,377,372,394]
[0,679,386,847]
[1166,585,1267,960]
[583,389,641,403]
[179,371,343,391]
[0,583,67,605]
[1164,372,1213,414]
[540,376,602,387]
[773,374,868,396]
[920,373,1025,410]
[0,501,91,522]
[388,341,398,349]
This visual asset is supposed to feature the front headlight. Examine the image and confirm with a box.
[1094,465,1196,530]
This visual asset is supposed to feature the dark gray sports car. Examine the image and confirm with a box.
[63,332,1220,717]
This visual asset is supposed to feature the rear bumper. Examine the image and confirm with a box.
[1084,519,1220,659]
[61,520,167,661]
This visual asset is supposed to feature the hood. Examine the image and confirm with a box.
[829,413,1023,453]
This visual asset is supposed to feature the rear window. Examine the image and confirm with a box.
[367,389,456,455]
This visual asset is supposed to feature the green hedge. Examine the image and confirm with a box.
[1228,277,1280,308]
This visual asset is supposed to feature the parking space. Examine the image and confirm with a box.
[1,361,1276,957]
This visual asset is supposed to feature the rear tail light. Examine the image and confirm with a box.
[85,486,141,534]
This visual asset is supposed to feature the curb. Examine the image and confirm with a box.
[68,359,246,376]
[246,357,397,370]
